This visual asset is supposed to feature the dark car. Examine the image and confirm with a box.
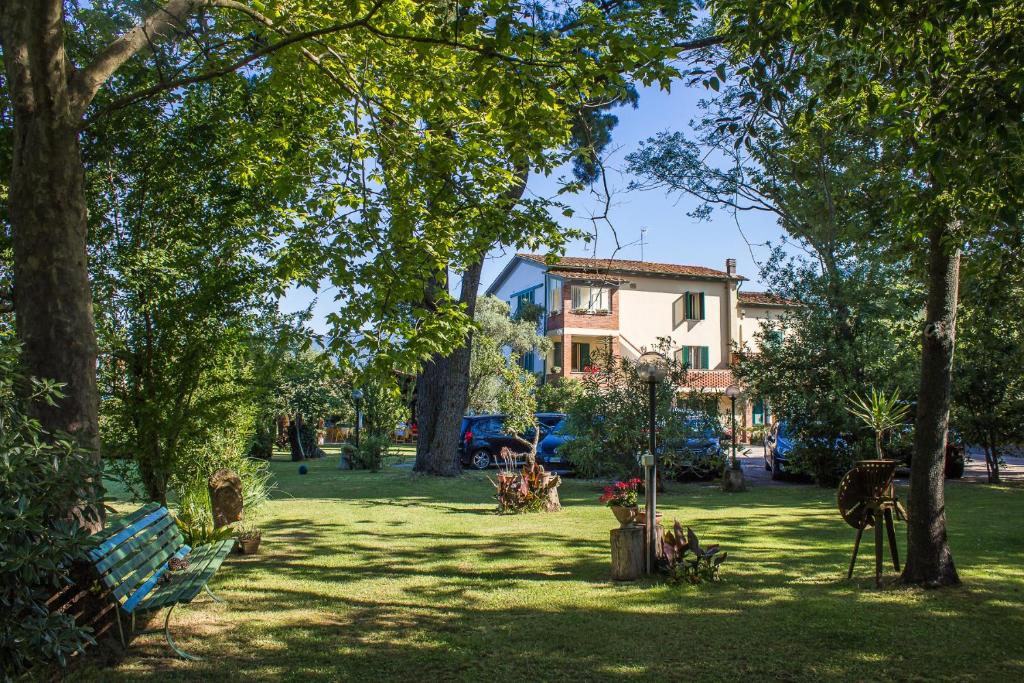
[765,420,852,481]
[460,413,565,469]
[888,425,965,479]
[663,417,725,480]
[538,417,574,469]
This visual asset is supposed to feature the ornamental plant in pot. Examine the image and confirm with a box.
[236,521,262,555]
[600,478,643,527]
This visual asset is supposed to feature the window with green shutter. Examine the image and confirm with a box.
[678,345,710,369]
[681,291,706,321]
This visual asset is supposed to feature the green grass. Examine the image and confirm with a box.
[87,456,1024,682]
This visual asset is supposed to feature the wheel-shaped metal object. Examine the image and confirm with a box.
[837,459,898,529]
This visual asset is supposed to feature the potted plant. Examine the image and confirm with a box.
[600,478,643,526]
[236,522,262,555]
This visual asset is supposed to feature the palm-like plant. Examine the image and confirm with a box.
[846,388,911,460]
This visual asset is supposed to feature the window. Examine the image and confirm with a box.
[675,345,710,370]
[753,398,769,426]
[673,291,706,326]
[552,341,563,368]
[570,285,611,313]
[520,350,536,372]
[571,342,591,372]
[514,288,535,311]
[548,279,563,314]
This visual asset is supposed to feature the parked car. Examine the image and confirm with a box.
[460,413,565,469]
[888,425,965,479]
[537,417,574,469]
[763,420,848,481]
[662,418,725,480]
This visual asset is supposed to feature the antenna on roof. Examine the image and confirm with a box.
[640,227,647,261]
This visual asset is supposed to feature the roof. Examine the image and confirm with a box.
[738,291,795,307]
[546,268,630,283]
[518,253,742,281]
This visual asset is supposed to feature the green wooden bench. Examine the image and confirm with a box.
[87,503,235,660]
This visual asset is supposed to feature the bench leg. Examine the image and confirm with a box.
[164,604,202,661]
[203,584,225,604]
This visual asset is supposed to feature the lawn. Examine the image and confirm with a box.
[86,455,1024,682]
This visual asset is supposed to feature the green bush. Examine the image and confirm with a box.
[0,341,99,678]
[351,434,390,471]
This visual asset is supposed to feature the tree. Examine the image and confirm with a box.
[561,339,689,479]
[713,0,1024,585]
[628,79,921,486]
[953,226,1024,484]
[0,1,706,516]
[90,76,303,503]
[467,296,550,414]
[274,348,351,461]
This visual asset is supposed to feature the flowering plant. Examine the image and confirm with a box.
[599,478,642,507]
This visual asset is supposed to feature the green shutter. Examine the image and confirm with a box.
[699,292,706,320]
[581,343,591,369]
[700,346,709,369]
[684,291,692,319]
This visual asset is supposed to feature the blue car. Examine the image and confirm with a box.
[765,421,848,481]
[538,418,574,469]
[764,421,795,480]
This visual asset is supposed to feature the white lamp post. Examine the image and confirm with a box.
[723,383,746,491]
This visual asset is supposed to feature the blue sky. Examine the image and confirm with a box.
[283,80,790,333]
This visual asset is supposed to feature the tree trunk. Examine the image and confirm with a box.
[2,3,102,530]
[984,442,1000,485]
[902,221,961,587]
[413,260,484,475]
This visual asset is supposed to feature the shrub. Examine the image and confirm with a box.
[351,434,390,471]
[491,452,561,514]
[170,435,276,545]
[535,378,584,413]
[787,439,856,487]
[0,341,99,678]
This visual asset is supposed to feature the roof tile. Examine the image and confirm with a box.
[519,253,741,281]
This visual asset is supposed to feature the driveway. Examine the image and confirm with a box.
[960,447,1024,484]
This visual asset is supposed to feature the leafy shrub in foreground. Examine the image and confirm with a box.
[0,341,99,678]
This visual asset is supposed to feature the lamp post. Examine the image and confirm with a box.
[352,389,364,449]
[723,383,746,491]
[637,351,669,574]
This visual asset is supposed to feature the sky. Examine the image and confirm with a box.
[282,80,791,334]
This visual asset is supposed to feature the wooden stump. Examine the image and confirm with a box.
[610,526,645,581]
[208,468,243,528]
[543,475,561,512]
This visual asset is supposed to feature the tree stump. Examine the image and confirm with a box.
[543,474,561,512]
[208,468,243,528]
[610,526,645,581]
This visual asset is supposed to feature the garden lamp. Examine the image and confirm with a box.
[352,388,364,449]
[637,351,668,574]
[724,384,741,469]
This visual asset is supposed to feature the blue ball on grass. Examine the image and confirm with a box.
[298,464,308,475]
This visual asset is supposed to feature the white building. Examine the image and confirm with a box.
[485,253,794,434]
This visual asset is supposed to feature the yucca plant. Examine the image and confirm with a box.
[846,388,911,460]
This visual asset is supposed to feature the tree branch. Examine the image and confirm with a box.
[76,0,390,124]
[70,0,201,117]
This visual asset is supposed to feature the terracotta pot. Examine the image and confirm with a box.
[611,505,639,527]
[236,534,262,555]
[636,509,663,527]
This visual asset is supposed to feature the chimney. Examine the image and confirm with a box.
[726,258,737,277]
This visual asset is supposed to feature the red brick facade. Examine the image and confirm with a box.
[547,281,619,331]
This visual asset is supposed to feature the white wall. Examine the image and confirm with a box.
[489,258,547,373]
[617,276,733,369]
[738,305,780,352]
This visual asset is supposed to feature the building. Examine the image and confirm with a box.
[485,253,794,438]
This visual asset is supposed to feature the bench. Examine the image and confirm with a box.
[87,503,235,660]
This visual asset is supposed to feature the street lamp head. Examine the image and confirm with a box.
[636,351,669,383]
[724,383,741,399]
[351,389,364,401]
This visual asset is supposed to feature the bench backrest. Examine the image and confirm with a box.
[87,503,190,612]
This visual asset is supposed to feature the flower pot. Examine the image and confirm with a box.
[236,534,261,555]
[611,505,639,527]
